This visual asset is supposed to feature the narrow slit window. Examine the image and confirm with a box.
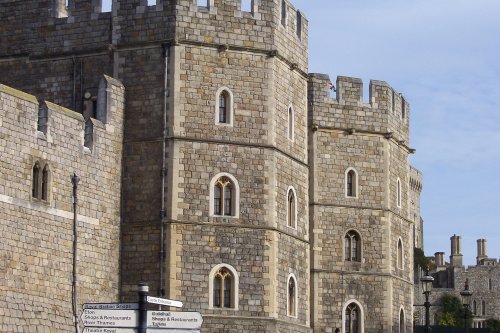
[41,166,49,201]
[287,188,296,228]
[32,163,41,198]
[287,106,294,141]
[296,11,302,39]
[287,275,297,317]
[397,239,403,269]
[281,0,287,27]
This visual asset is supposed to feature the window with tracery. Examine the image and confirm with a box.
[214,176,234,216]
[345,303,360,333]
[345,230,361,262]
[213,267,234,308]
[32,162,49,201]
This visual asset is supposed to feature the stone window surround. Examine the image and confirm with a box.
[399,307,406,333]
[397,238,404,270]
[209,172,240,218]
[286,186,297,229]
[208,263,239,310]
[286,273,298,318]
[342,300,365,333]
[32,160,50,203]
[215,86,234,127]
[344,229,362,262]
[345,167,359,199]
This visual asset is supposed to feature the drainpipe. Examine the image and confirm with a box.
[159,43,169,299]
[71,173,81,333]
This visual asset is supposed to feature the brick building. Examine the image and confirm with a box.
[0,0,422,332]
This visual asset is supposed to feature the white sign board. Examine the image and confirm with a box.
[147,296,183,308]
[84,303,139,310]
[81,309,138,328]
[147,311,203,329]
[83,328,137,333]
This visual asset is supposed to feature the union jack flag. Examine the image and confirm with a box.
[328,81,336,92]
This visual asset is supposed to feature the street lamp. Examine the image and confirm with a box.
[460,279,473,333]
[421,271,434,333]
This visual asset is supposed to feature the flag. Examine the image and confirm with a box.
[328,81,336,92]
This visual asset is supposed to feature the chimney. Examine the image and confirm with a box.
[476,239,487,264]
[450,235,463,267]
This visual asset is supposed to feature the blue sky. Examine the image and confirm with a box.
[102,0,500,265]
[290,0,500,265]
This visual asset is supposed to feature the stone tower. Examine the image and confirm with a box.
[1,0,311,331]
[308,75,416,332]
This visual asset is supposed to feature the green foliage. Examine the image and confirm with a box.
[486,318,500,330]
[436,293,472,328]
[414,247,435,271]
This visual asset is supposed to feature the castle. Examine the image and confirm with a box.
[0,1,422,332]
[417,236,500,329]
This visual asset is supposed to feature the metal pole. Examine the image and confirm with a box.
[138,282,149,333]
[71,173,81,333]
[424,292,431,333]
[464,304,469,333]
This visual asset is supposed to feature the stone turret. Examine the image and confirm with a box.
[477,239,487,264]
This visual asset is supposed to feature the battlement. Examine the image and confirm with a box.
[308,73,411,145]
[0,75,124,154]
[409,166,423,193]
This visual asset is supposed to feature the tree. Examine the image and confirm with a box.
[436,294,472,328]
[486,318,500,330]
[414,247,435,271]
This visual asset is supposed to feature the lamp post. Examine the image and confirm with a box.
[421,271,434,333]
[460,279,473,333]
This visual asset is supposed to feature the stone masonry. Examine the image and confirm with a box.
[1,0,422,332]
[0,77,124,332]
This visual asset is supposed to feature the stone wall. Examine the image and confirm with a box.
[0,78,124,332]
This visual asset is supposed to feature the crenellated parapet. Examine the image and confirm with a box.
[308,73,411,148]
[0,75,124,158]
[409,165,423,193]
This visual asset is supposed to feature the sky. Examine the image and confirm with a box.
[289,0,500,266]
[101,0,500,266]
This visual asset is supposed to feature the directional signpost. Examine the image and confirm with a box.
[147,311,203,330]
[81,309,138,328]
[82,284,202,333]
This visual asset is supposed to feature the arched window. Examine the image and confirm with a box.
[397,239,403,269]
[397,178,402,207]
[287,274,297,317]
[219,91,228,123]
[344,230,361,262]
[210,173,240,218]
[473,300,477,315]
[482,300,486,316]
[281,0,287,27]
[209,264,239,309]
[214,177,233,216]
[286,187,297,228]
[215,87,234,126]
[32,163,41,198]
[345,168,358,198]
[41,165,49,201]
[345,302,362,333]
[399,308,405,333]
[287,105,294,141]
